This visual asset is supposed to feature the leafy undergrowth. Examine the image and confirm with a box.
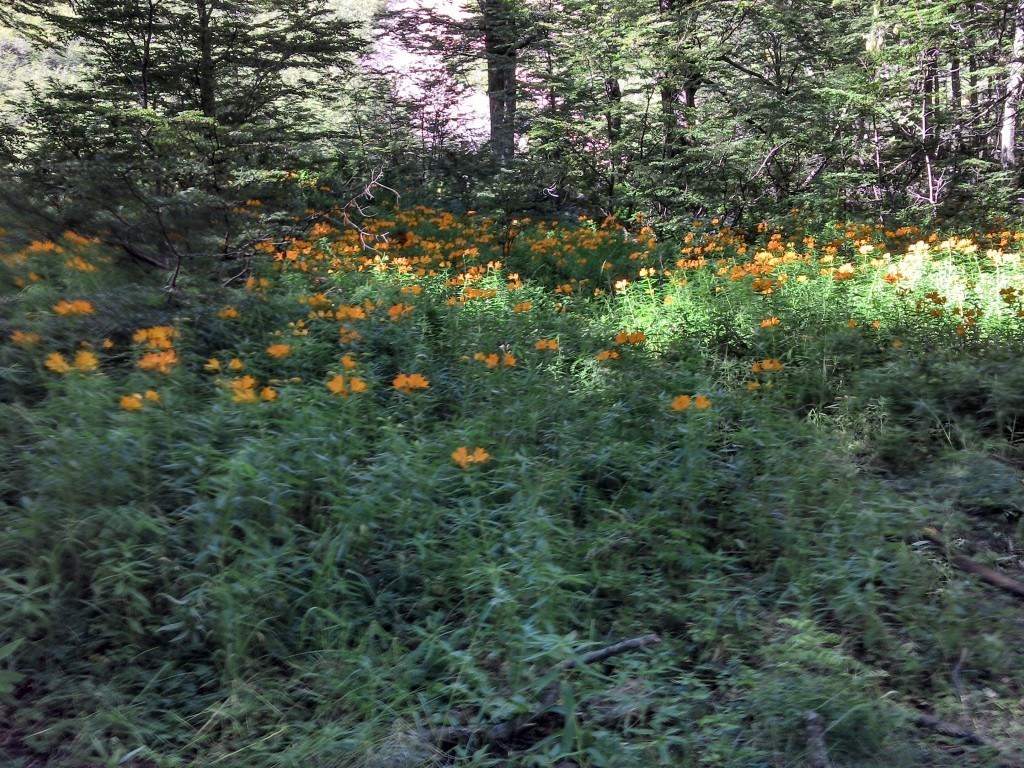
[1,207,1023,767]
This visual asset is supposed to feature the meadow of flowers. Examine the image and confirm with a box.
[1,206,1023,767]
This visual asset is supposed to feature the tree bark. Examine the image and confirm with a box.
[479,0,518,165]
[196,0,217,118]
[1000,1,1024,168]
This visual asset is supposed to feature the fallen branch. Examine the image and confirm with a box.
[911,711,998,748]
[922,527,1024,600]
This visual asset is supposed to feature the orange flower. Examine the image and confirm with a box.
[451,445,491,468]
[137,349,179,374]
[266,343,292,359]
[229,375,259,403]
[327,374,367,396]
[387,303,414,321]
[760,316,780,329]
[474,352,500,369]
[534,338,559,351]
[671,394,692,411]
[53,299,94,316]
[511,301,532,313]
[614,331,646,345]
[204,358,222,372]
[260,386,278,402]
[501,352,517,367]
[393,372,430,393]
[228,357,245,371]
[694,395,712,410]
[218,306,240,320]
[44,352,72,373]
[751,358,783,374]
[339,327,363,344]
[144,389,160,402]
[119,393,144,411]
[73,349,99,372]
[596,349,620,361]
[10,330,42,347]
[336,305,367,320]
[132,326,177,349]
[340,354,358,370]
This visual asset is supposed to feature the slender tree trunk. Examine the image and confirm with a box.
[657,0,699,158]
[950,54,962,151]
[196,0,216,118]
[138,0,156,109]
[1000,1,1024,168]
[605,76,622,200]
[479,0,518,166]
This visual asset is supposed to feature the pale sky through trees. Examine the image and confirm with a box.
[368,0,491,143]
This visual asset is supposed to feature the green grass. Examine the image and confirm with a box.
[1,209,1023,767]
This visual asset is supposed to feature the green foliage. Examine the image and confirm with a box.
[2,206,1024,766]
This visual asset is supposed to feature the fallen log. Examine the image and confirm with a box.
[921,527,1024,600]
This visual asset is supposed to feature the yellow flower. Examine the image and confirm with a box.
[218,306,240,319]
[393,372,430,393]
[228,358,245,371]
[44,352,72,373]
[120,393,145,411]
[260,386,278,402]
[671,395,692,411]
[73,350,99,372]
[144,389,160,402]
[451,445,491,468]
[266,343,292,359]
[746,381,762,391]
[204,358,221,372]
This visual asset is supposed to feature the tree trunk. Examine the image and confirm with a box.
[1000,2,1024,168]
[196,0,216,118]
[479,0,518,165]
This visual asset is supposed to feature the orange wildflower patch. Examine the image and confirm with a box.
[393,372,430,393]
[451,446,491,468]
